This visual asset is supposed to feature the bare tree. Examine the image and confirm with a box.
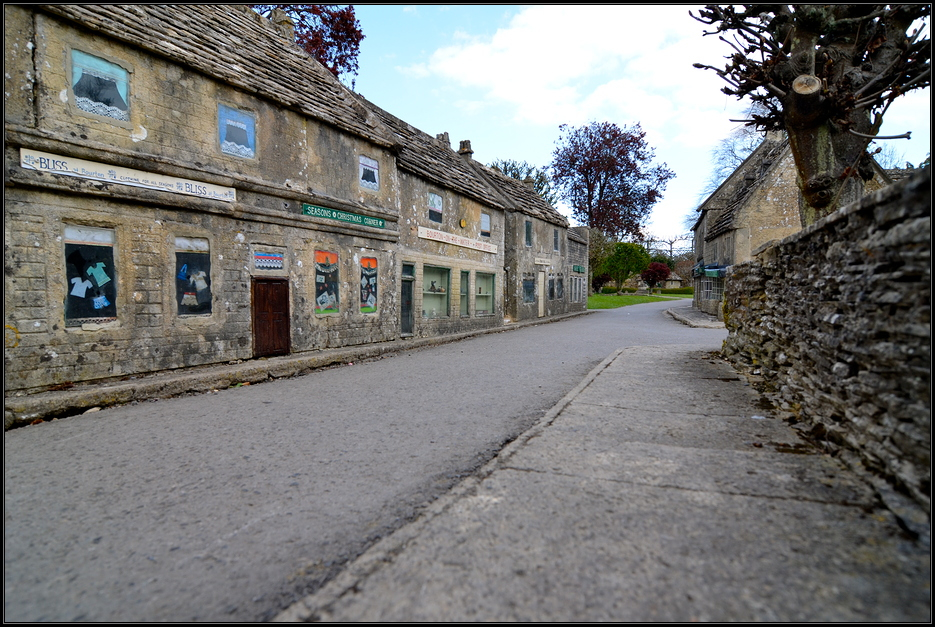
[692,5,930,225]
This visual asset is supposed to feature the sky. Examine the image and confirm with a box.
[351,5,931,240]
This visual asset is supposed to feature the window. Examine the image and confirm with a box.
[476,273,494,315]
[548,276,555,300]
[553,229,559,252]
[481,213,491,237]
[218,104,256,159]
[422,266,449,318]
[460,270,470,317]
[525,220,532,247]
[556,276,564,300]
[360,257,378,313]
[359,156,379,190]
[314,250,339,314]
[64,225,117,325]
[522,278,536,303]
[428,192,443,223]
[175,237,211,315]
[70,50,129,122]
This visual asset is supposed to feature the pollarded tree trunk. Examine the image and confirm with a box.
[784,75,877,226]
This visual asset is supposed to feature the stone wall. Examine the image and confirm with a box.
[722,169,930,513]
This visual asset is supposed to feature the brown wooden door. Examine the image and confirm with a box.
[252,278,290,357]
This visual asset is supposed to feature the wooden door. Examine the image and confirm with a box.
[400,276,414,335]
[252,278,290,357]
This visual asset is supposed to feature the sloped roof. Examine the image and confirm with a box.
[470,163,569,228]
[38,5,396,148]
[701,137,788,241]
[355,96,509,211]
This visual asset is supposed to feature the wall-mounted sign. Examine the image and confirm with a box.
[302,203,385,229]
[534,258,552,265]
[417,226,498,254]
[20,148,236,202]
[573,265,586,273]
[254,251,284,270]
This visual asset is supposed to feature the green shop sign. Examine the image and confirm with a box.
[302,204,385,229]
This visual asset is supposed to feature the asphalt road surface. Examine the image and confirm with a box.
[4,300,726,622]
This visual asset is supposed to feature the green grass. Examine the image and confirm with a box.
[587,293,683,309]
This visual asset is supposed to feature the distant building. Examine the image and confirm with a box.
[690,134,893,318]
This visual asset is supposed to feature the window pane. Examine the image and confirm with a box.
[481,213,490,237]
[429,193,443,223]
[423,266,449,318]
[72,50,128,121]
[360,257,378,313]
[176,237,211,315]
[218,104,256,158]
[315,250,339,314]
[359,156,379,190]
[64,226,117,325]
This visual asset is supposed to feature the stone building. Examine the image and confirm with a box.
[473,168,589,322]
[691,133,892,318]
[3,5,587,396]
[358,100,510,337]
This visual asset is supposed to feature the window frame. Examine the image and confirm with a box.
[480,213,491,237]
[422,265,450,319]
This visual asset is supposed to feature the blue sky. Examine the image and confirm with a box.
[352,5,931,239]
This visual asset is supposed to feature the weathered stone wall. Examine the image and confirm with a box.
[722,169,931,512]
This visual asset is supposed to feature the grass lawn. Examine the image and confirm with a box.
[587,293,691,309]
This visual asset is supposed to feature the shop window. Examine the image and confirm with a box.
[476,272,494,316]
[64,225,117,326]
[553,229,559,251]
[522,278,536,303]
[481,213,491,237]
[422,266,449,318]
[175,237,212,315]
[525,220,532,247]
[428,192,443,223]
[71,50,129,122]
[359,156,379,190]
[360,257,378,313]
[218,104,256,159]
[548,276,555,300]
[314,250,339,314]
[460,270,470,317]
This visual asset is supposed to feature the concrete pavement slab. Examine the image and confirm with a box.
[276,343,930,622]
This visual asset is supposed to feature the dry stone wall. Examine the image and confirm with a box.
[722,169,930,513]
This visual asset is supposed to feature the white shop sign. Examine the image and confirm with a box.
[20,148,236,202]
[417,226,498,254]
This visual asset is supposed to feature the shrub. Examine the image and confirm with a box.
[660,287,693,295]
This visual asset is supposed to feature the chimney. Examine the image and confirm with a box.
[523,175,536,188]
[436,132,450,149]
[458,140,473,160]
[270,8,295,41]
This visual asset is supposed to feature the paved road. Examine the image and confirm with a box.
[4,300,725,622]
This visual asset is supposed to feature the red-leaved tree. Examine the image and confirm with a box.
[641,262,672,291]
[550,122,675,240]
[252,5,364,85]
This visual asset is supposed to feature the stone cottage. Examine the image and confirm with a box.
[472,167,589,322]
[690,133,893,318]
[4,5,587,396]
[357,99,510,338]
